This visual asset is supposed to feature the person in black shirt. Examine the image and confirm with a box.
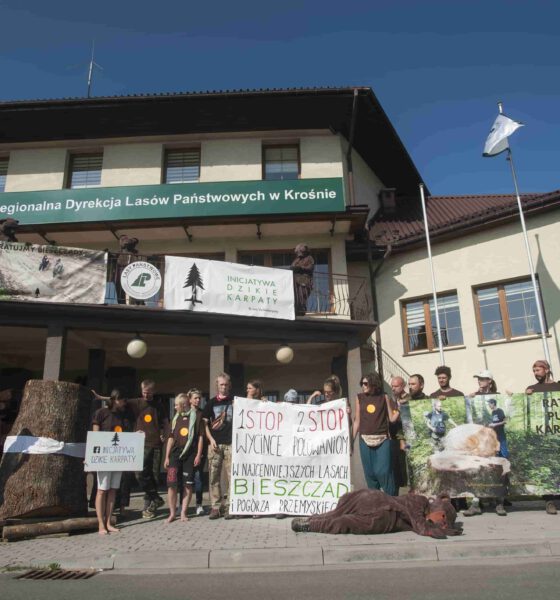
[203,372,234,520]
[487,399,508,458]
[408,374,427,400]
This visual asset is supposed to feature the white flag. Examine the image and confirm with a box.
[483,113,523,157]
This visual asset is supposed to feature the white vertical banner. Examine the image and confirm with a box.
[164,256,295,320]
[230,397,351,516]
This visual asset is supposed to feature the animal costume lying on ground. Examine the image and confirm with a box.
[291,489,462,538]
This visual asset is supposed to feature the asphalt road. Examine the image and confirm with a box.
[2,559,559,600]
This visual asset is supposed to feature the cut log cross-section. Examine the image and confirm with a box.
[0,380,92,519]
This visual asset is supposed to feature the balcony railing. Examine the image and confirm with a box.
[104,253,372,321]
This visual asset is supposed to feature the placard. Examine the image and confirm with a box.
[230,397,351,515]
[84,431,144,472]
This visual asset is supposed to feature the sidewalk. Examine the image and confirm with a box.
[1,494,559,571]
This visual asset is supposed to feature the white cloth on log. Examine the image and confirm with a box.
[3,435,86,458]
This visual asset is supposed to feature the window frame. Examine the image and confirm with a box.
[472,276,547,343]
[262,143,301,181]
[162,147,201,184]
[65,152,103,189]
[401,291,464,355]
[0,156,8,193]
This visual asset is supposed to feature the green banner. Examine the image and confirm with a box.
[0,178,345,225]
[403,393,560,498]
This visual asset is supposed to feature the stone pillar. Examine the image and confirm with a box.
[347,336,366,490]
[43,325,67,381]
[209,334,226,396]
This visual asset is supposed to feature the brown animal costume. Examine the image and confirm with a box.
[0,218,19,242]
[292,489,461,538]
[290,243,315,315]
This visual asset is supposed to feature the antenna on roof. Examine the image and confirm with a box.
[87,40,103,98]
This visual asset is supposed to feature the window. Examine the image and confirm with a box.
[0,157,8,192]
[237,249,331,312]
[474,278,545,342]
[263,145,299,180]
[67,153,103,189]
[402,293,464,353]
[164,149,200,183]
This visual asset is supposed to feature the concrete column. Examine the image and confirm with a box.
[209,334,226,396]
[43,325,67,381]
[347,336,366,490]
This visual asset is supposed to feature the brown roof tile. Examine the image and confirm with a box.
[369,190,560,247]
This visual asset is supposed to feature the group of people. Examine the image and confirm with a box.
[89,358,560,535]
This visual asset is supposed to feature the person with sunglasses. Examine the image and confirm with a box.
[353,373,401,496]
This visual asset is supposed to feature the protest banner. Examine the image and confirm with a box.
[84,431,144,472]
[402,392,560,498]
[230,397,351,516]
[164,256,295,320]
[0,242,107,303]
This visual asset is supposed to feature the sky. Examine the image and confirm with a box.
[0,0,558,196]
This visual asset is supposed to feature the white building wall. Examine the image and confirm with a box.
[4,149,67,191]
[300,136,343,179]
[199,139,262,182]
[101,143,163,186]
[374,212,560,395]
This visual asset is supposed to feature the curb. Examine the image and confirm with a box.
[14,538,560,572]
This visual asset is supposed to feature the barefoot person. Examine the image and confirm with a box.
[91,389,133,535]
[164,393,204,523]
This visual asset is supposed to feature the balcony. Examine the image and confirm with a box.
[105,253,372,322]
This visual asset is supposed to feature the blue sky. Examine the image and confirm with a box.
[1,0,558,196]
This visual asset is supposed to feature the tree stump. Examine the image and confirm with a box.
[0,380,91,519]
[425,451,510,498]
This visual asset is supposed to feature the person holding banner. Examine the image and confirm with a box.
[91,389,133,535]
[430,366,464,400]
[353,372,400,496]
[307,375,342,405]
[187,388,207,516]
[203,372,235,520]
[164,393,204,523]
[246,380,266,401]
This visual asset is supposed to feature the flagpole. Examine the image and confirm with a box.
[498,102,551,365]
[419,183,445,365]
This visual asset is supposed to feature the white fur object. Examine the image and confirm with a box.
[443,423,499,457]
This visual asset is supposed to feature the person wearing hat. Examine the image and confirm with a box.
[469,370,498,397]
[283,389,300,404]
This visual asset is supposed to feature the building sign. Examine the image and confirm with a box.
[0,242,107,304]
[84,431,145,472]
[120,261,162,300]
[0,178,345,226]
[164,256,295,320]
[230,397,351,516]
[403,393,560,498]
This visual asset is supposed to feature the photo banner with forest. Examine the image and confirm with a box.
[0,242,107,304]
[164,256,295,320]
[401,393,560,498]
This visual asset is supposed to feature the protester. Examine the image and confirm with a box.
[290,243,315,315]
[430,366,464,399]
[526,359,560,393]
[246,380,266,401]
[283,389,299,403]
[133,379,169,519]
[408,374,427,400]
[307,375,342,405]
[488,399,508,459]
[164,393,204,523]
[470,370,498,396]
[353,372,400,496]
[187,388,207,516]
[525,360,560,515]
[291,489,462,538]
[389,376,409,490]
[91,388,133,535]
[203,372,234,520]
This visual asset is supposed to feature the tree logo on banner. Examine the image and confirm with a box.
[111,432,120,446]
[183,262,204,305]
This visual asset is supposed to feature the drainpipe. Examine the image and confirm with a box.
[367,236,392,383]
[345,88,359,207]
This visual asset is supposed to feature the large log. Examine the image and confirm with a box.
[2,516,115,542]
[426,451,510,498]
[0,380,91,519]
